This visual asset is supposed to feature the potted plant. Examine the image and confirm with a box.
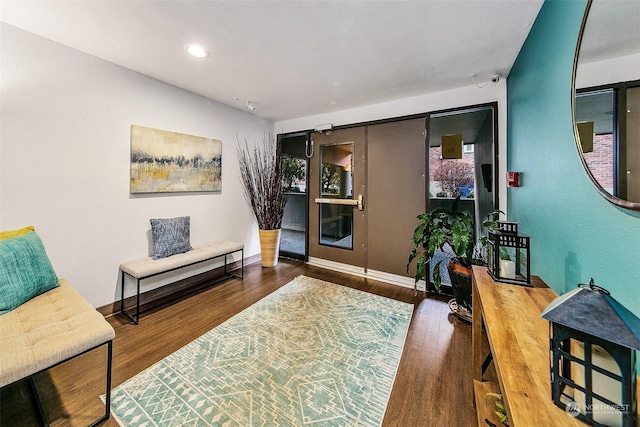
[406,196,500,313]
[237,135,287,267]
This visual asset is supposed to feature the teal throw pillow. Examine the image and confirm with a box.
[0,231,59,315]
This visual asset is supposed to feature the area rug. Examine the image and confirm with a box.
[108,275,413,426]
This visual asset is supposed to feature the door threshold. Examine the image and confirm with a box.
[307,257,426,290]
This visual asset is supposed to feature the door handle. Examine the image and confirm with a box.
[314,194,365,211]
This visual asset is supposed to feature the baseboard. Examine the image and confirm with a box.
[308,257,366,277]
[307,257,427,291]
[98,254,261,317]
[366,268,427,291]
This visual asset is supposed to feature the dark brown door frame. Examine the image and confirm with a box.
[276,101,500,265]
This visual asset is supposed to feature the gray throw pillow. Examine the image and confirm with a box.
[150,216,193,259]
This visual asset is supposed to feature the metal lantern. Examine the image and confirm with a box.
[541,280,640,427]
[486,220,530,286]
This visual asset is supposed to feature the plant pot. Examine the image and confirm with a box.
[259,229,281,267]
[447,261,473,313]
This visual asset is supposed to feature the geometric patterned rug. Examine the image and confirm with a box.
[107,275,413,426]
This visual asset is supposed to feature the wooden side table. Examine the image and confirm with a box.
[471,265,586,426]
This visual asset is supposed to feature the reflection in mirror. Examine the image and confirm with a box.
[576,84,640,202]
[319,143,354,249]
[574,0,640,209]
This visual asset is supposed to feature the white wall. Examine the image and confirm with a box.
[575,52,640,89]
[274,81,508,214]
[0,23,272,308]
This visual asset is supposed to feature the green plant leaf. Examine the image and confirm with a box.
[407,248,418,272]
[451,221,470,257]
[432,259,443,292]
[413,254,427,290]
[496,410,508,424]
[412,222,426,243]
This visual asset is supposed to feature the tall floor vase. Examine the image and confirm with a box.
[258,228,281,267]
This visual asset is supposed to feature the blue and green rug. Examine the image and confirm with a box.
[108,275,413,426]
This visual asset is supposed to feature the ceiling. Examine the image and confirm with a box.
[575,1,640,136]
[429,107,492,147]
[578,0,640,65]
[1,1,545,122]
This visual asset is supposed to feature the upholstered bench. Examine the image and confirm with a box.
[119,241,244,324]
[0,279,115,427]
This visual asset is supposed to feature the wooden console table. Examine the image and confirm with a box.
[471,265,585,426]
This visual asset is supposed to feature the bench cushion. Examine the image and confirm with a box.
[0,280,115,388]
[120,241,244,279]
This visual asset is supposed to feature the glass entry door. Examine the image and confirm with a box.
[308,127,366,269]
[279,133,308,260]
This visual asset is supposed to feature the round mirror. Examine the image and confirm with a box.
[573,0,640,209]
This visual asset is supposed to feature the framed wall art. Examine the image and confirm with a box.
[130,125,222,194]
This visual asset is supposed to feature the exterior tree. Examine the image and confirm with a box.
[282,157,306,192]
[321,164,341,194]
[433,161,474,197]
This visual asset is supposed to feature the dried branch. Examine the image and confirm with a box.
[237,135,287,230]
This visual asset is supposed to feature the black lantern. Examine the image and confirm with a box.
[486,220,530,286]
[541,280,640,427]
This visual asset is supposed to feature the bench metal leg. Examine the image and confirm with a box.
[28,377,49,427]
[25,340,112,427]
[120,269,124,317]
[88,340,112,427]
[224,249,244,280]
[120,270,140,325]
[135,278,140,324]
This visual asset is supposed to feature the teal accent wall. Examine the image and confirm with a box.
[508,0,640,323]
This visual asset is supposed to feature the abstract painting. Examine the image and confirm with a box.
[130,125,222,193]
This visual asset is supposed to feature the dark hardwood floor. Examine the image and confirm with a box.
[0,259,475,426]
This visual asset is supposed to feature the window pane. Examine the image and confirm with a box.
[281,155,307,257]
[429,146,476,199]
[319,204,353,249]
[321,144,353,199]
[576,89,615,194]
[319,143,354,249]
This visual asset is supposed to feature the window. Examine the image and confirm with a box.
[575,81,640,201]
[426,105,496,290]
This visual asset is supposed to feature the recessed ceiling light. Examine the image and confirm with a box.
[185,44,209,58]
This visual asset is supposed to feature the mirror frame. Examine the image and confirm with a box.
[572,0,640,211]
